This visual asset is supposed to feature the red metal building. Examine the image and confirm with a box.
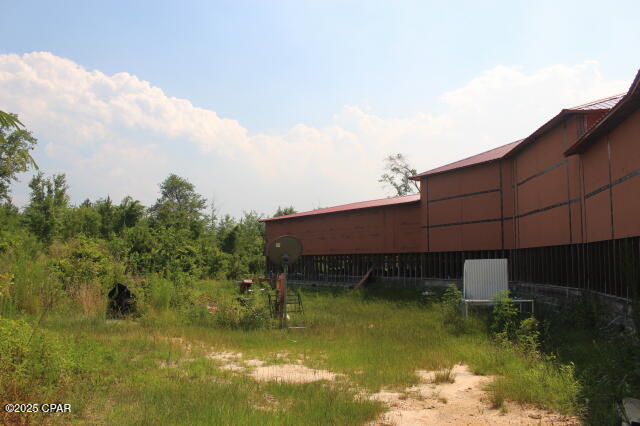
[566,71,640,242]
[263,195,422,255]
[263,70,640,296]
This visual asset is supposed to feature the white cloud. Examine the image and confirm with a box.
[0,52,630,216]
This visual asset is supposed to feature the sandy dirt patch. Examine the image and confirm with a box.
[158,358,195,369]
[163,348,578,424]
[205,351,245,371]
[219,363,245,371]
[205,351,336,383]
[245,359,266,367]
[166,336,194,352]
[369,364,579,425]
[206,351,243,361]
[250,363,339,383]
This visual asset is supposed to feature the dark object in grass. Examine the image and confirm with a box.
[236,297,251,307]
[107,282,136,318]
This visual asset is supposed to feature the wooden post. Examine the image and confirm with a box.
[277,270,287,328]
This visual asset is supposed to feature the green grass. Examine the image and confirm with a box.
[432,367,455,384]
[1,282,586,425]
[541,317,640,425]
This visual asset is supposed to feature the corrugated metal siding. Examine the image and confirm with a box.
[581,137,613,243]
[264,90,639,256]
[500,160,516,250]
[264,201,423,255]
[262,84,640,300]
[583,108,640,241]
[512,116,578,248]
[463,259,509,300]
[426,162,503,252]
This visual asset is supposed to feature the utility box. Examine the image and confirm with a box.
[463,258,509,301]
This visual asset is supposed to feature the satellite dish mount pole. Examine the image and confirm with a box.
[267,236,301,330]
[280,254,289,329]
[281,262,288,328]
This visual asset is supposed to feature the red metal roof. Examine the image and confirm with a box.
[410,139,524,180]
[261,194,420,222]
[565,70,640,155]
[503,93,625,158]
[412,93,626,180]
[567,93,626,111]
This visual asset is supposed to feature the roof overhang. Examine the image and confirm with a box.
[409,139,524,180]
[261,194,420,223]
[565,70,640,156]
[410,93,625,180]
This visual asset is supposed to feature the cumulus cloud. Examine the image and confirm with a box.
[0,52,630,215]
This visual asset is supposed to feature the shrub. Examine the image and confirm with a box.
[0,227,42,258]
[488,358,582,415]
[49,237,124,290]
[199,243,230,279]
[440,283,462,314]
[148,274,176,310]
[0,318,77,404]
[0,252,62,315]
[437,284,475,334]
[45,237,134,317]
[515,317,540,354]
[491,290,518,342]
[213,294,271,330]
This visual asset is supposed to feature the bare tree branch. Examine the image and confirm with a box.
[378,153,420,196]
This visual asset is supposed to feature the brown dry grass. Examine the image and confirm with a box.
[74,283,105,316]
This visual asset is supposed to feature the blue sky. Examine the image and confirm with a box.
[1,1,639,216]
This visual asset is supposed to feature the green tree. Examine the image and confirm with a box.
[60,205,102,239]
[273,206,297,217]
[95,197,117,238]
[0,202,26,253]
[215,214,236,251]
[119,221,157,274]
[221,225,238,254]
[235,211,266,274]
[198,233,229,278]
[115,196,145,232]
[149,174,207,233]
[0,111,38,203]
[378,153,420,196]
[24,173,69,242]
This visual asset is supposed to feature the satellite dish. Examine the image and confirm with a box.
[267,235,303,265]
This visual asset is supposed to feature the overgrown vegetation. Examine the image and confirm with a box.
[434,284,582,415]
[1,112,638,424]
[0,277,587,425]
[541,298,640,425]
[482,290,582,415]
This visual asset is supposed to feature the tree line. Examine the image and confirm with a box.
[1,108,417,281]
[0,111,296,280]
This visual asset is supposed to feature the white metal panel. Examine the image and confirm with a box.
[463,259,508,300]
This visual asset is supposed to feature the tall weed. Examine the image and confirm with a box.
[213,295,271,330]
[0,251,61,315]
[0,318,78,424]
[147,274,175,310]
[491,290,518,342]
[439,283,474,334]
